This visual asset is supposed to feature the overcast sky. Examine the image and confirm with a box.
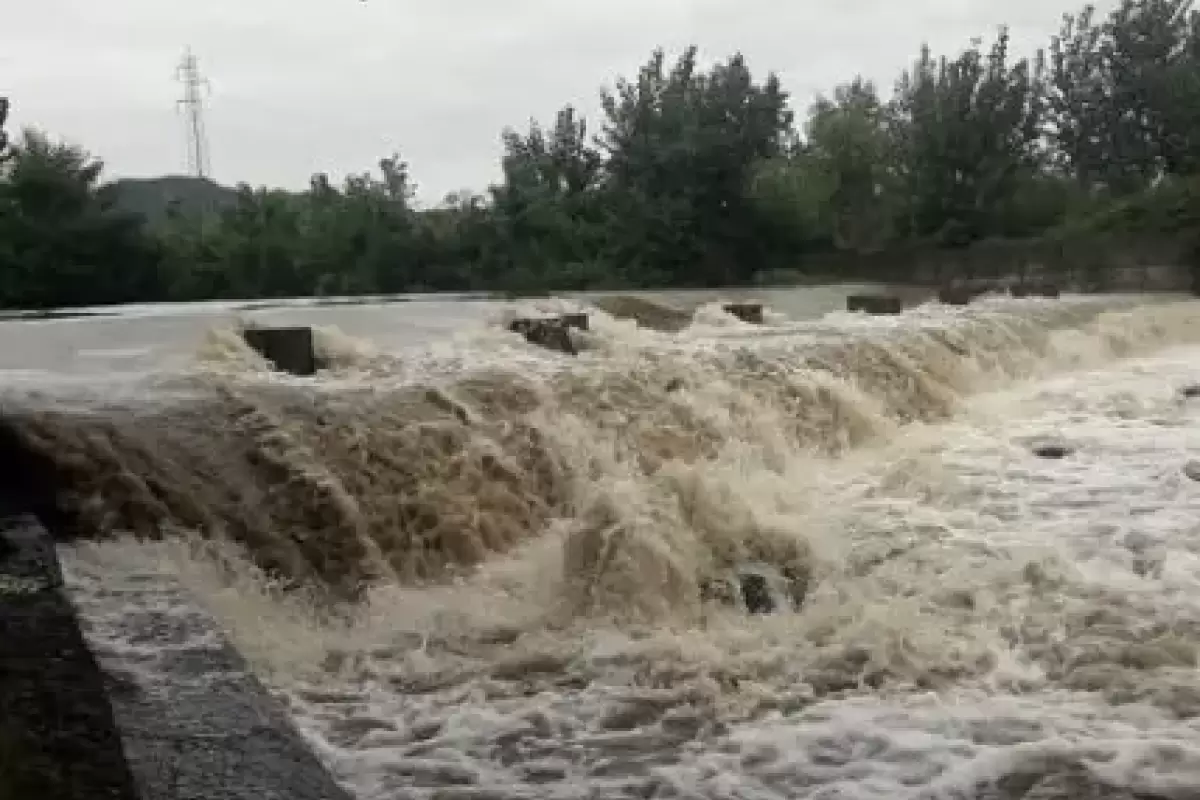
[5,0,1108,205]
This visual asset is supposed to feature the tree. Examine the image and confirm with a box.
[487,106,609,289]
[598,47,794,285]
[892,29,1047,243]
[5,18,1200,311]
[803,78,897,251]
[0,131,164,308]
[1049,0,1200,192]
[1048,5,1112,188]
[744,153,835,254]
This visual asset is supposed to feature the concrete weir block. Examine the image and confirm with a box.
[1011,282,1060,299]
[559,312,589,331]
[508,316,582,355]
[846,294,903,314]
[723,302,764,324]
[937,286,975,306]
[0,512,140,800]
[242,326,319,376]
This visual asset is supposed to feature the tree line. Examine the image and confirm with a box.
[3,0,1200,309]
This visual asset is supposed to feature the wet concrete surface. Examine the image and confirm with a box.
[0,498,354,800]
[0,512,140,800]
[61,552,355,800]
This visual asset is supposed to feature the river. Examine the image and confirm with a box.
[4,287,1200,799]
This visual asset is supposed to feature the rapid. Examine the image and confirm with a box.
[6,290,1200,799]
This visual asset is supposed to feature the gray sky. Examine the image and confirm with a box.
[5,0,1103,205]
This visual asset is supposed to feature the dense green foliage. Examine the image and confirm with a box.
[3,0,1200,308]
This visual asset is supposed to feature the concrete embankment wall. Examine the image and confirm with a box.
[0,506,353,800]
[0,511,141,800]
[60,544,355,800]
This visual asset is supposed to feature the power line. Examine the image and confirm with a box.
[175,48,211,179]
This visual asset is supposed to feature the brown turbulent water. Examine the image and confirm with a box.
[9,292,1200,799]
[0,297,1143,600]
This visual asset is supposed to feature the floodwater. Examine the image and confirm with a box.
[5,287,1200,799]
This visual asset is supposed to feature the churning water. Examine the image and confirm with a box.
[8,290,1200,799]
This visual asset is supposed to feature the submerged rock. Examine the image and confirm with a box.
[1032,443,1073,459]
[699,576,738,606]
[1183,460,1200,482]
[738,572,774,614]
[781,564,811,609]
[701,565,809,615]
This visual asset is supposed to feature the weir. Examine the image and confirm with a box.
[2,293,1199,799]
[0,295,1185,606]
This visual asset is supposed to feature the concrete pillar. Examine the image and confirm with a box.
[242,327,319,376]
